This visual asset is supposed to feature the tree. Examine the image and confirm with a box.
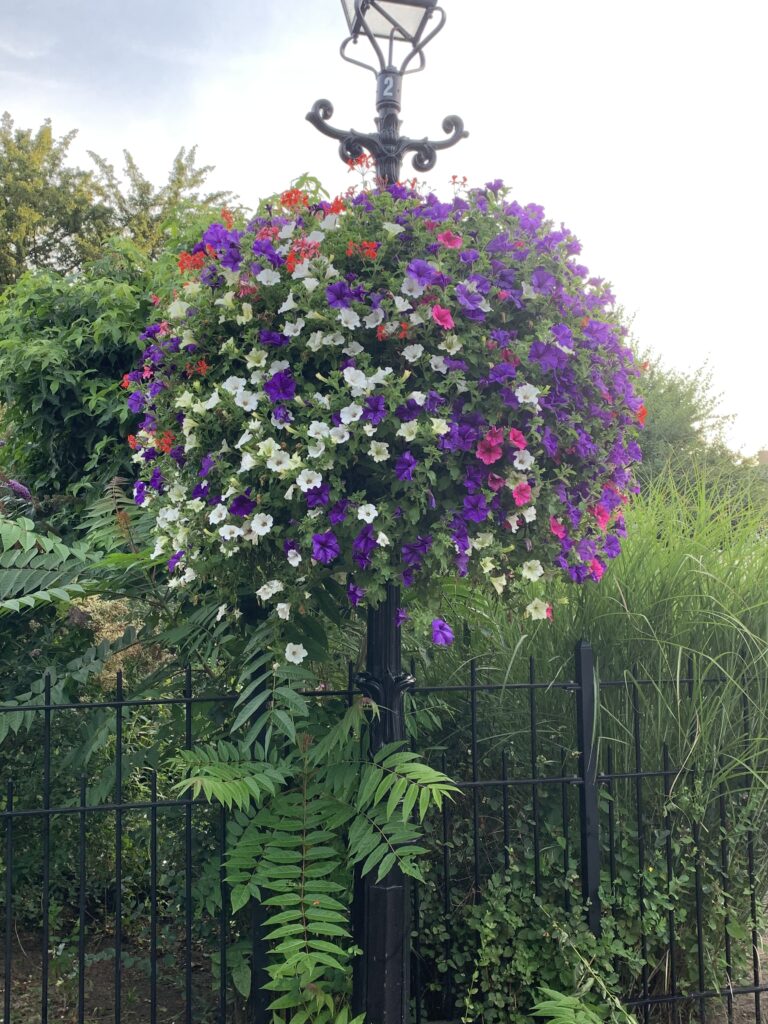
[0,112,111,289]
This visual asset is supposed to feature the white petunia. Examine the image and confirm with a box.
[285,642,308,665]
[523,506,537,523]
[302,276,320,292]
[276,602,291,620]
[362,423,376,436]
[396,421,419,442]
[357,503,378,523]
[368,366,393,387]
[208,505,228,525]
[430,417,450,436]
[382,221,405,236]
[250,513,274,537]
[343,366,369,394]
[202,391,221,411]
[514,450,535,471]
[319,213,339,230]
[296,469,322,492]
[368,441,390,462]
[329,426,350,444]
[239,453,256,473]
[234,389,259,412]
[308,440,325,458]
[246,349,267,370]
[257,579,284,601]
[364,308,385,328]
[313,391,331,408]
[307,331,325,352]
[377,531,390,547]
[157,507,181,528]
[338,308,361,329]
[525,598,550,621]
[308,420,331,439]
[340,403,363,424]
[401,276,425,298]
[515,383,541,407]
[430,355,448,374]
[394,296,412,312]
[521,560,544,582]
[282,318,305,337]
[236,430,254,449]
[408,391,426,406]
[235,303,253,325]
[216,604,228,622]
[438,334,463,355]
[402,344,424,362]
[278,292,297,313]
[256,268,281,286]
[219,525,244,542]
[287,549,302,567]
[266,450,291,472]
[222,375,247,394]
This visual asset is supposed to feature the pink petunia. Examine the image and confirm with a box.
[431,305,455,330]
[484,427,505,446]
[549,516,566,539]
[476,438,503,465]
[546,604,554,620]
[508,428,527,449]
[436,230,463,249]
[512,481,532,506]
[487,473,505,492]
[592,503,611,530]
[589,558,605,581]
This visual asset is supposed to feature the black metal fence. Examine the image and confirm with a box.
[1,643,766,1024]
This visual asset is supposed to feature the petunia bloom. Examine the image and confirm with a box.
[431,618,454,646]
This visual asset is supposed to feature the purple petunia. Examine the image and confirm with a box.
[311,531,340,565]
[347,581,366,607]
[263,370,296,403]
[167,550,185,573]
[431,619,454,646]
[395,451,418,481]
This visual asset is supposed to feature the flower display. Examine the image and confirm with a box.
[124,179,644,656]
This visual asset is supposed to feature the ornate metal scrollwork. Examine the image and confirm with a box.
[352,669,415,749]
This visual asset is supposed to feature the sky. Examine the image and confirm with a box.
[2,0,766,455]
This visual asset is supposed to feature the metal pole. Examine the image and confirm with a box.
[575,639,602,936]
[352,581,414,1024]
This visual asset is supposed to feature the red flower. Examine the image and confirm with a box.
[637,403,648,426]
[120,374,131,389]
[158,431,175,454]
[221,208,234,230]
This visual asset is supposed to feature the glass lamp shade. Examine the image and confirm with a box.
[341,0,437,43]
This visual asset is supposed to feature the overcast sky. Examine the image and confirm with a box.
[3,0,766,454]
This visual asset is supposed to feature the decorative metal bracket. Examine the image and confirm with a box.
[306,97,467,184]
[353,668,415,748]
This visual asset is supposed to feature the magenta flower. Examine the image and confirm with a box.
[437,230,462,249]
[431,619,454,646]
[431,304,455,330]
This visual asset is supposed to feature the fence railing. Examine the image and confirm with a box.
[1,642,766,1024]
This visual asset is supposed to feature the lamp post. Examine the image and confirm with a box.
[307,0,468,186]
[307,6,466,1021]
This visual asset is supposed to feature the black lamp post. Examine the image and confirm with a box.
[307,6,466,1021]
[307,0,468,185]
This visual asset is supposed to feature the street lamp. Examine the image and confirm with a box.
[307,0,468,184]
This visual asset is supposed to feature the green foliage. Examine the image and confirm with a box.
[0,112,111,290]
[0,516,97,614]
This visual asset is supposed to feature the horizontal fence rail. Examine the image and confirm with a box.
[1,644,767,1024]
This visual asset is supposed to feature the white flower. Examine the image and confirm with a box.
[402,344,424,362]
[521,281,536,301]
[234,389,259,412]
[258,437,279,459]
[401,276,425,298]
[276,602,291,620]
[525,598,550,621]
[151,540,165,559]
[202,391,221,411]
[222,375,247,394]
[396,421,419,442]
[208,505,228,525]
[439,334,463,355]
[368,367,393,387]
[257,579,284,601]
[266,450,291,472]
[157,507,181,528]
[490,575,508,595]
[358,503,378,523]
[471,532,494,551]
[340,403,363,424]
[338,308,361,329]
[308,440,325,458]
[515,383,541,407]
[283,318,305,337]
[382,221,405,236]
[362,423,376,436]
[246,349,267,370]
[364,308,385,328]
[343,341,364,356]
[521,560,545,582]
[269,360,290,375]
[174,390,195,410]
[394,296,412,312]
[257,268,281,286]
[251,513,274,537]
[330,426,350,444]
[167,298,190,318]
[303,276,320,292]
[296,469,322,492]
[409,311,425,326]
[292,260,310,279]
[368,441,390,462]
[235,302,253,325]
[216,604,228,622]
[514,450,535,471]
[287,549,302,567]
[430,417,450,436]
[285,642,308,665]
[278,292,297,313]
[308,420,331,439]
[319,213,339,230]
[239,453,256,473]
[342,366,369,394]
[278,222,295,239]
[408,391,426,406]
[523,505,537,523]
[506,514,521,533]
[306,229,325,244]
[313,392,330,408]
[307,331,325,352]
[480,556,496,574]
[430,355,448,374]
[219,524,244,542]
[377,531,390,547]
